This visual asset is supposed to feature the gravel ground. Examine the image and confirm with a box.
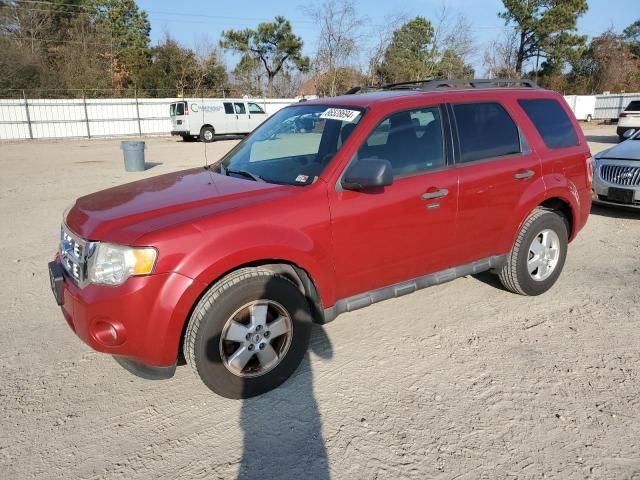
[1,126,639,480]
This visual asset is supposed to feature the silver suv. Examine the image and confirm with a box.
[593,129,640,209]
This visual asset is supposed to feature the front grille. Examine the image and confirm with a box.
[600,165,640,186]
[60,225,89,286]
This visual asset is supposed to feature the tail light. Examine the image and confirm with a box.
[586,156,593,187]
[184,102,189,115]
[619,112,627,118]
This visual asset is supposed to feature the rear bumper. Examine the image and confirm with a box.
[52,259,195,369]
[171,130,189,136]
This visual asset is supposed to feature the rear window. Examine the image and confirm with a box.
[625,101,640,111]
[519,99,578,149]
[453,102,520,163]
[173,102,185,116]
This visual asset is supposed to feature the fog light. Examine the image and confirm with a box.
[91,319,126,347]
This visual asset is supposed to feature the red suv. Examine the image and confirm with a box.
[49,79,592,398]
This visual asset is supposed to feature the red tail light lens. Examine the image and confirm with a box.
[619,112,627,118]
[184,102,189,115]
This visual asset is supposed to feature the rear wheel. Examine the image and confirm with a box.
[184,268,312,398]
[200,126,215,143]
[498,208,568,296]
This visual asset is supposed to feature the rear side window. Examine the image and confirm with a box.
[625,101,640,111]
[453,102,520,163]
[223,102,234,114]
[519,99,578,149]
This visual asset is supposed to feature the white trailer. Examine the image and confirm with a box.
[563,95,596,122]
[170,98,272,142]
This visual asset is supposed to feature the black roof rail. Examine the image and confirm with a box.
[344,78,538,95]
[409,78,539,90]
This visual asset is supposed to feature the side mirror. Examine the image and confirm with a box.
[623,129,636,139]
[342,158,393,191]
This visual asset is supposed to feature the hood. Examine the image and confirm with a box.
[65,167,295,243]
[597,140,640,161]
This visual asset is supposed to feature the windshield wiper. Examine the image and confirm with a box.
[219,164,265,182]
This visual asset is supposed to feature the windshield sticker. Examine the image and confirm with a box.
[320,108,361,123]
[295,174,310,183]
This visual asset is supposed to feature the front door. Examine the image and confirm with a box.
[234,102,251,132]
[247,102,268,130]
[328,105,459,300]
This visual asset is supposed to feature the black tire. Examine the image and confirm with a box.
[200,126,215,143]
[619,135,625,143]
[498,208,568,296]
[184,268,312,398]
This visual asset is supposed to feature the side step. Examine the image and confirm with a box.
[321,255,506,323]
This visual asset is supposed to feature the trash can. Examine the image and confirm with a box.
[121,141,146,172]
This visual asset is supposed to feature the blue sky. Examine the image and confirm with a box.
[137,0,639,75]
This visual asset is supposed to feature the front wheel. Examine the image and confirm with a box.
[498,208,568,296]
[184,268,312,398]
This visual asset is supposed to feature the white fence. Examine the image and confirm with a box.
[0,97,296,140]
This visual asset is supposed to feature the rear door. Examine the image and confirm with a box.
[328,104,459,300]
[170,101,188,133]
[452,100,542,263]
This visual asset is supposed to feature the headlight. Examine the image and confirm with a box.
[88,243,157,286]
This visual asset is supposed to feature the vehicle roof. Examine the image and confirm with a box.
[302,87,559,109]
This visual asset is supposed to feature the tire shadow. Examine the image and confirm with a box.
[470,271,510,292]
[237,324,332,480]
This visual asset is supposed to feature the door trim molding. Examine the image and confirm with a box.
[321,254,507,324]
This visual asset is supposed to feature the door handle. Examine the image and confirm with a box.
[421,188,449,200]
[514,170,535,180]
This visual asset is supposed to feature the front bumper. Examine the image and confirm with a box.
[592,167,640,209]
[49,259,195,371]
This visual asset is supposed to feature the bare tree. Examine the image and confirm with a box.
[483,28,520,78]
[306,0,366,96]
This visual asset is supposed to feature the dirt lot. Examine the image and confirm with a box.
[1,126,639,480]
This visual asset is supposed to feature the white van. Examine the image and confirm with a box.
[170,98,269,142]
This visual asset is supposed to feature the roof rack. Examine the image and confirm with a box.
[399,78,539,90]
[344,78,538,94]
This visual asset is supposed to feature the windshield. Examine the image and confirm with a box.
[216,104,364,185]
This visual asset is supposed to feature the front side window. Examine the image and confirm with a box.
[218,105,364,185]
[519,98,578,149]
[248,102,266,114]
[223,102,234,114]
[453,102,520,163]
[234,102,246,115]
[356,106,445,177]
